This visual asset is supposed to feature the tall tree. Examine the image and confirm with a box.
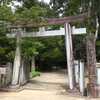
[0,5,15,64]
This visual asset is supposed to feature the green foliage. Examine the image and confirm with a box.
[73,35,86,61]
[0,35,15,64]
[0,6,15,21]
[96,41,100,61]
[31,69,40,77]
[0,5,16,64]
[0,0,65,66]
[21,38,44,60]
[36,36,66,70]
[64,0,81,16]
[50,0,67,16]
[1,0,100,66]
[0,1,50,64]
[21,0,39,9]
[0,0,12,5]
[15,6,46,20]
[96,41,100,46]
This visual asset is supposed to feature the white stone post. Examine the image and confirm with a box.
[65,23,74,89]
[79,61,85,95]
[30,56,36,78]
[32,56,35,70]
[19,59,26,85]
[6,62,12,85]
[39,27,45,32]
[74,60,79,83]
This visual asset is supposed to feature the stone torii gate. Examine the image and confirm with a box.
[8,25,86,90]
[7,13,97,97]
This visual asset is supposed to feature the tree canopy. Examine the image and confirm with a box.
[0,0,100,66]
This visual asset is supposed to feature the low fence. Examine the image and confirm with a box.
[0,63,12,88]
[0,60,31,88]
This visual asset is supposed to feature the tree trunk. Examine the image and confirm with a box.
[86,34,97,97]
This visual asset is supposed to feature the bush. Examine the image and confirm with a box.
[31,69,40,77]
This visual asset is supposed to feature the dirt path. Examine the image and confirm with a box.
[23,70,68,91]
[0,70,98,100]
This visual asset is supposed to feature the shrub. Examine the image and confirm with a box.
[31,69,40,77]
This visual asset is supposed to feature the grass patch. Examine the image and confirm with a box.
[31,69,40,77]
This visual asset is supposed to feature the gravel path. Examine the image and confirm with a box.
[0,70,99,100]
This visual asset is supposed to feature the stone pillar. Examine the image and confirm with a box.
[6,62,13,85]
[30,56,35,78]
[19,59,27,85]
[79,61,85,95]
[39,27,45,32]
[65,23,74,89]
[74,60,79,84]
[32,56,35,70]
[11,29,21,87]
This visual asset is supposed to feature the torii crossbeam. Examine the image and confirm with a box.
[7,28,86,38]
[9,13,87,28]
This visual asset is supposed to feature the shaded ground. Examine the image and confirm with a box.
[23,70,67,91]
[0,70,99,100]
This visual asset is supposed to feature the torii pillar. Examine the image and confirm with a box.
[11,28,21,87]
[65,23,75,89]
